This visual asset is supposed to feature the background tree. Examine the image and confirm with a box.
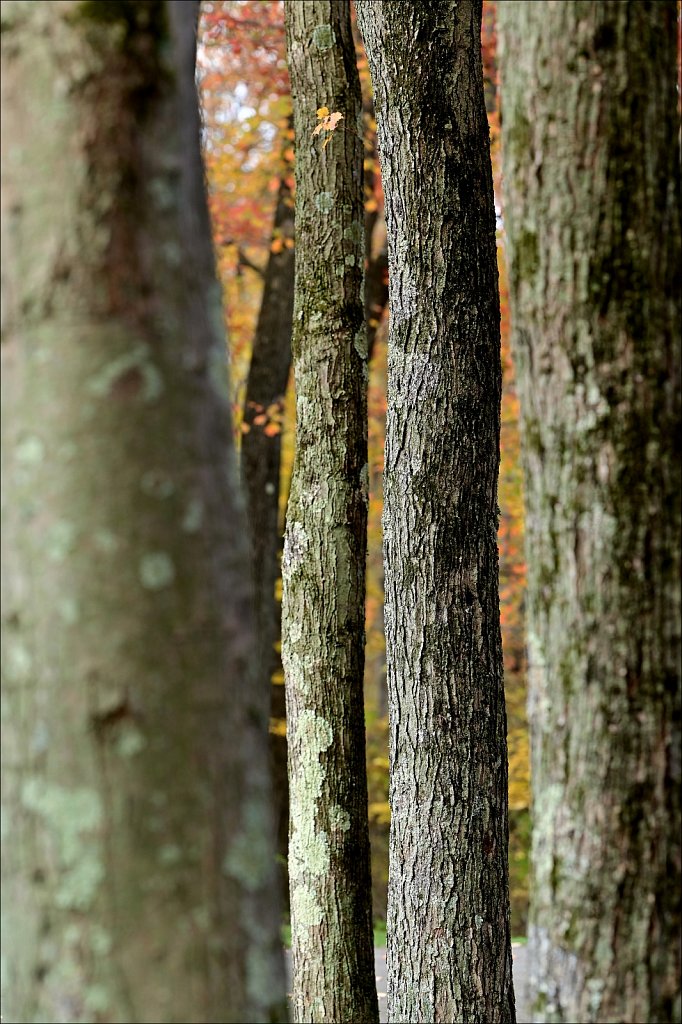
[357,2,516,1021]
[241,156,295,890]
[500,2,681,1021]
[0,2,286,1020]
[281,1,378,1021]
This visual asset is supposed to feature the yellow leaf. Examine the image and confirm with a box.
[269,717,287,737]
[271,670,285,686]
[316,106,330,118]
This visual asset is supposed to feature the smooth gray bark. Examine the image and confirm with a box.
[0,3,286,1021]
[357,2,515,1021]
[499,2,681,1021]
[281,2,378,1022]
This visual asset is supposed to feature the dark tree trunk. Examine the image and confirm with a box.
[0,2,286,1021]
[281,2,378,1022]
[499,3,681,1022]
[241,169,295,896]
[356,2,515,1021]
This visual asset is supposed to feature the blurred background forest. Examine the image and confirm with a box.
[196,0,530,936]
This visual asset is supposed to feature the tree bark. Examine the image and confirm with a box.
[499,3,681,1022]
[356,2,515,1022]
[281,2,378,1021]
[241,168,295,900]
[0,2,286,1021]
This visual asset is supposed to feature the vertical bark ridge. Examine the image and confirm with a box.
[357,2,515,1021]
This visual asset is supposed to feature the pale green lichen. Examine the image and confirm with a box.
[115,724,146,758]
[223,797,272,892]
[344,253,356,267]
[292,882,323,930]
[246,946,276,1008]
[91,926,112,956]
[46,519,77,562]
[343,221,363,245]
[182,496,204,533]
[329,804,350,832]
[58,596,80,625]
[193,906,211,931]
[158,843,182,866]
[315,191,334,214]
[282,521,309,579]
[21,779,104,909]
[140,469,175,499]
[56,856,105,909]
[31,721,49,755]
[312,23,335,50]
[289,711,333,882]
[139,551,175,590]
[354,327,368,361]
[163,241,182,267]
[4,642,32,681]
[93,528,120,553]
[85,984,111,1014]
[16,434,45,465]
[87,344,164,402]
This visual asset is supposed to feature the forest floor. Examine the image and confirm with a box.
[285,943,530,1022]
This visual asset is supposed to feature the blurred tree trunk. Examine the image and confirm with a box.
[241,168,295,903]
[0,2,286,1021]
[499,3,681,1021]
[282,1,378,1021]
[357,2,515,1021]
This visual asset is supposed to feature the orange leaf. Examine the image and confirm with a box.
[270,237,284,254]
[264,422,282,437]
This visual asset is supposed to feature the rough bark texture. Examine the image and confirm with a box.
[281,2,378,1022]
[241,171,295,897]
[0,2,286,1021]
[499,3,681,1022]
[356,3,515,1022]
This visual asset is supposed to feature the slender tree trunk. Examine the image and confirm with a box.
[499,3,681,1022]
[282,2,378,1021]
[357,2,515,1021]
[0,3,286,1021]
[241,169,295,899]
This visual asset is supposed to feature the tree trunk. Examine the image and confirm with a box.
[499,3,681,1022]
[0,3,286,1021]
[281,2,378,1021]
[356,2,515,1022]
[241,168,295,902]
